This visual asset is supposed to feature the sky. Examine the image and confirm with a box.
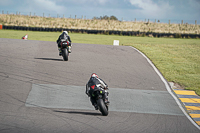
[0,0,200,24]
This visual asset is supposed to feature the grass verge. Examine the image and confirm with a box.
[1,30,200,95]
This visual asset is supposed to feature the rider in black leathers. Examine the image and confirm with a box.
[86,73,109,110]
[56,31,72,56]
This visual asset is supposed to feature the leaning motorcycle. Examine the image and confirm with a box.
[92,88,109,116]
[60,40,70,61]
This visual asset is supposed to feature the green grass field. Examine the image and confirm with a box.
[1,29,200,95]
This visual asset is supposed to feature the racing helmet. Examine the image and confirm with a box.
[91,73,98,78]
[63,31,68,35]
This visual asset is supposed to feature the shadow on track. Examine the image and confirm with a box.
[35,58,63,61]
[53,110,101,116]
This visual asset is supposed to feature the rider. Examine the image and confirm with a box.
[86,73,109,110]
[56,31,72,56]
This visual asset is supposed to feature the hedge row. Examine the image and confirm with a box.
[2,25,200,38]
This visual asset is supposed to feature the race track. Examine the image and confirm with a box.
[0,38,199,133]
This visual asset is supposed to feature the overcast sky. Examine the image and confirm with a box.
[0,0,200,23]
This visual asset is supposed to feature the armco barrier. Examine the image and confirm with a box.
[2,25,200,38]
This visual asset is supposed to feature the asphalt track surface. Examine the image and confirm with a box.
[0,38,199,133]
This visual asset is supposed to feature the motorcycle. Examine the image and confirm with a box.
[60,39,70,61]
[92,87,109,116]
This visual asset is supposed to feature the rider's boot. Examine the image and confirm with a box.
[58,47,62,56]
[105,98,110,104]
[68,46,72,53]
[94,103,98,110]
[104,91,110,104]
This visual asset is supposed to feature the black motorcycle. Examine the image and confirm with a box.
[92,88,109,116]
[60,40,70,61]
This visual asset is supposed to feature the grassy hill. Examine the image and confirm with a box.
[0,14,199,34]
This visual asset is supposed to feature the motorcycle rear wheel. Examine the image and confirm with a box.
[97,99,108,116]
[62,48,69,61]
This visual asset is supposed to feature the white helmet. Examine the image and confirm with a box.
[63,31,68,35]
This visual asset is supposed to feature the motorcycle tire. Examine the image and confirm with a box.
[62,48,69,61]
[97,99,108,116]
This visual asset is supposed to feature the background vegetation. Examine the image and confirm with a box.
[0,14,200,34]
[93,15,118,21]
[0,29,199,95]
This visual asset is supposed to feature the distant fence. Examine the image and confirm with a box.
[1,10,199,24]
[2,25,200,39]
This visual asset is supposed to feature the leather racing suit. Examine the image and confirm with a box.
[56,32,72,54]
[86,76,109,109]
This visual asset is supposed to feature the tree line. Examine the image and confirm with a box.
[93,15,118,21]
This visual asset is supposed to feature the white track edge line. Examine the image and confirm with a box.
[130,46,200,130]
